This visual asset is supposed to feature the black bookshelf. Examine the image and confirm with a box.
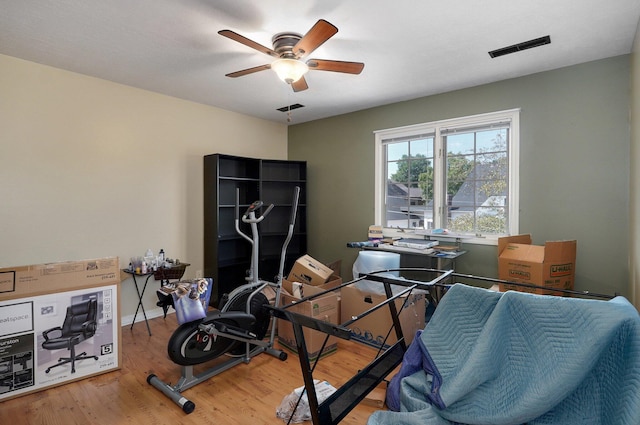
[203,154,307,306]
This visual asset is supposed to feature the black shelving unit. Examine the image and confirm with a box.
[204,154,307,306]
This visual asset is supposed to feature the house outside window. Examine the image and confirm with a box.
[374,109,520,244]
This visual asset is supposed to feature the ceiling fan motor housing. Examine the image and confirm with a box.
[272,32,303,58]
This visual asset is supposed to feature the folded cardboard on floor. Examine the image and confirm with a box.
[277,279,340,360]
[0,257,121,401]
[498,234,577,295]
[340,284,425,349]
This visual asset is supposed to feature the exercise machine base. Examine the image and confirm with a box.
[147,340,287,413]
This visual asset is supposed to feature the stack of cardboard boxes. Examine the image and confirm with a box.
[278,254,426,360]
[277,255,342,360]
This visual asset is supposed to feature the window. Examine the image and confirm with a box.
[374,109,519,244]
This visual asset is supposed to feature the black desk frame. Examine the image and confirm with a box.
[269,268,613,425]
[268,268,453,425]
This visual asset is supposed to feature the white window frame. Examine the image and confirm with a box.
[374,109,520,245]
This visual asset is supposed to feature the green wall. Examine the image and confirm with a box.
[288,55,630,297]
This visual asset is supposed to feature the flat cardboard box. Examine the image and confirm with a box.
[0,257,121,401]
[277,280,339,360]
[498,234,577,295]
[288,254,334,286]
[340,285,425,349]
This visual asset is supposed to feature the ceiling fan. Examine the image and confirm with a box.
[218,19,364,92]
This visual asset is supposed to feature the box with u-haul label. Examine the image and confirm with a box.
[498,234,576,295]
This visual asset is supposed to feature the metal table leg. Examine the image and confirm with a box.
[130,272,153,336]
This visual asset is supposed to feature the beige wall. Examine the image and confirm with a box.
[0,54,287,323]
[631,21,640,309]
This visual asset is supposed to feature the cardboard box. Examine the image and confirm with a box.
[288,254,334,286]
[277,280,339,360]
[0,257,121,401]
[326,259,342,277]
[340,285,425,349]
[498,234,577,295]
[285,273,343,317]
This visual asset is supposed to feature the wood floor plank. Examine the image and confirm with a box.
[0,314,390,424]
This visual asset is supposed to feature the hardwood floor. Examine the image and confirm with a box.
[1,314,388,425]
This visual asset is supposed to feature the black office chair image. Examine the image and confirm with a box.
[41,298,99,374]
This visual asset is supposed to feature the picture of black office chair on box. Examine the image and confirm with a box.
[41,298,99,374]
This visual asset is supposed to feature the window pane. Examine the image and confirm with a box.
[446,133,475,155]
[387,161,399,181]
[445,129,509,235]
[384,136,434,229]
[476,129,507,152]
[387,141,408,161]
[409,138,432,158]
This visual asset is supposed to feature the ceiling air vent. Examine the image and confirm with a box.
[277,103,305,112]
[489,35,551,58]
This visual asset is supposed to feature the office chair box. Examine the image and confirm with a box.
[0,257,121,402]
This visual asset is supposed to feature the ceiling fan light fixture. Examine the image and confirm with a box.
[271,58,309,84]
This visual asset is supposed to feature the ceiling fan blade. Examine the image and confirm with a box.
[218,29,279,58]
[225,64,271,78]
[293,19,338,58]
[291,76,309,92]
[307,59,364,74]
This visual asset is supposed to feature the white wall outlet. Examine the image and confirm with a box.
[195,269,202,278]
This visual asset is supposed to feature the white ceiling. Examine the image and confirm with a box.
[1,0,639,124]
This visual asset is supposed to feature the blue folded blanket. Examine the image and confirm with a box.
[368,284,640,425]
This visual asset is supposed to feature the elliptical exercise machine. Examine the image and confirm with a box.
[147,187,300,413]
